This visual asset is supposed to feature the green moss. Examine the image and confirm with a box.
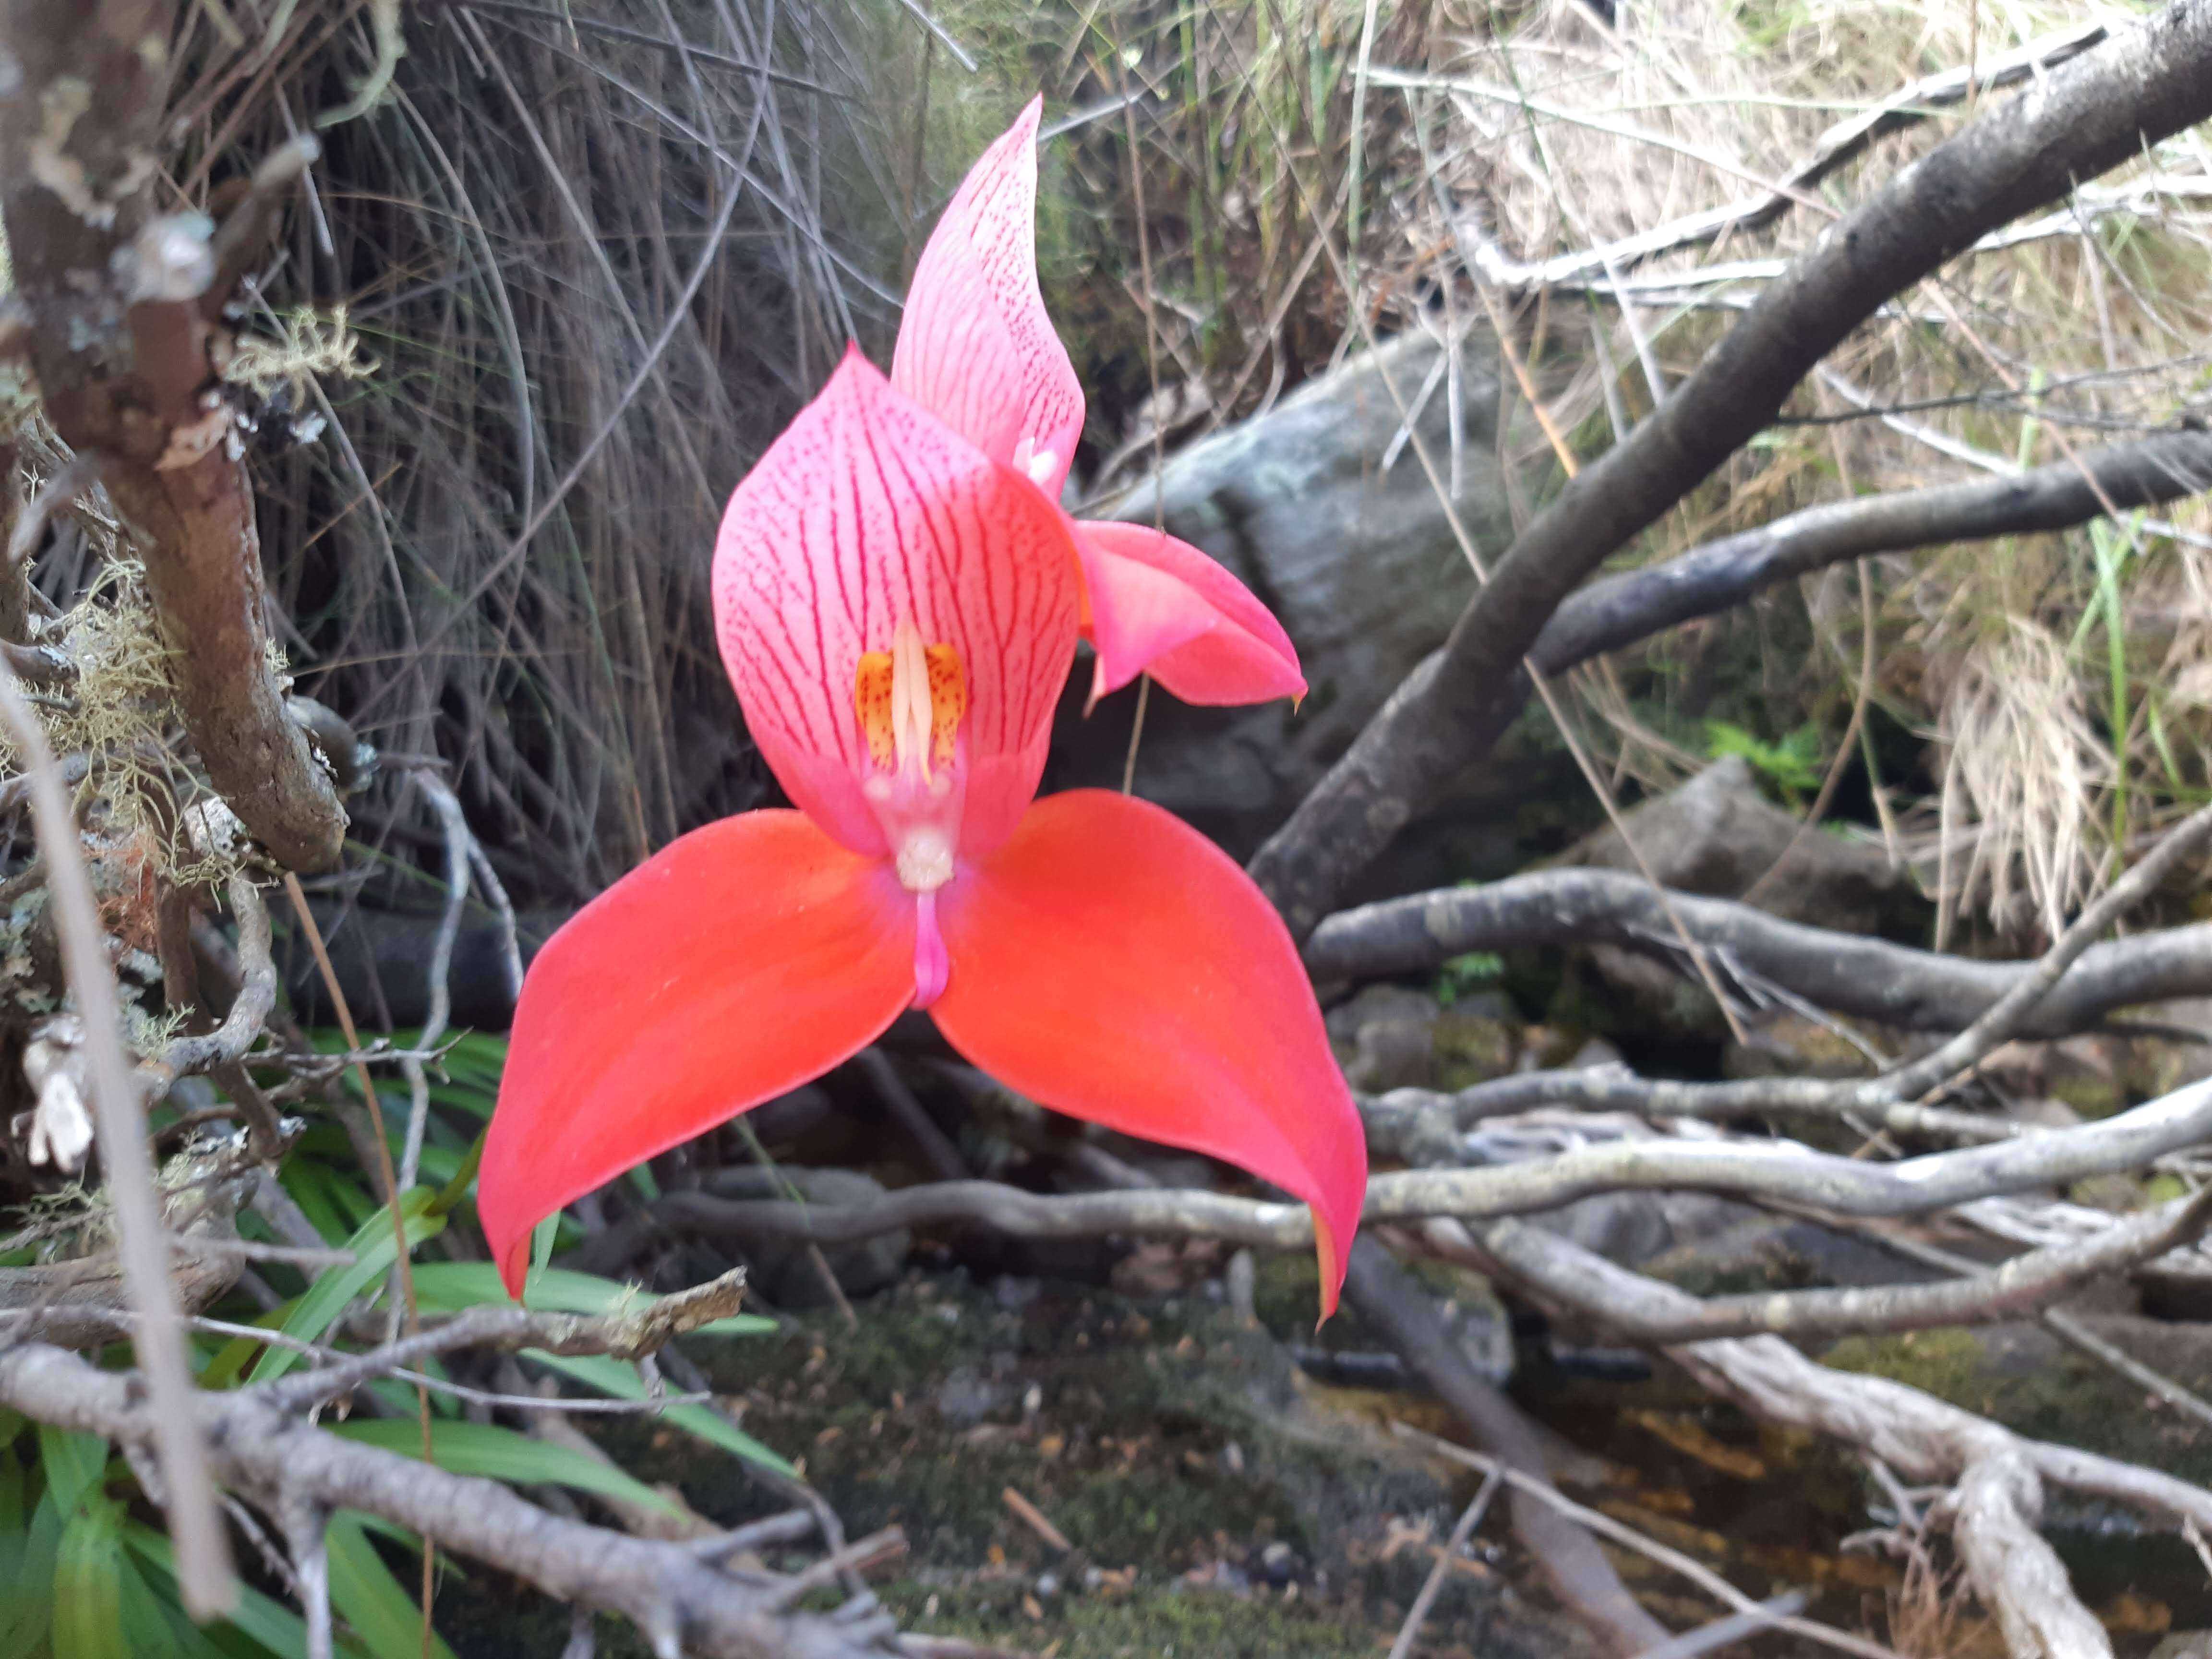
[2050,1073,2124,1121]
[1432,1013,1517,1089]
[880,1576,1379,1658]
[1823,1326,2212,1488]
[636,1273,1444,1571]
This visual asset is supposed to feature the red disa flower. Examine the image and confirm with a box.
[479,100,1366,1314]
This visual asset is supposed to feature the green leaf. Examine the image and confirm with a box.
[0,1477,64,1653]
[522,1351,795,1477]
[249,1190,446,1385]
[124,1523,317,1659]
[36,1428,108,1517]
[51,1493,129,1659]
[114,1548,232,1659]
[0,1439,25,1530]
[276,1160,356,1247]
[528,1214,558,1286]
[325,1420,681,1518]
[325,1514,456,1659]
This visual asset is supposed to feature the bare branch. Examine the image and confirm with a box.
[399,771,471,1192]
[0,655,234,1609]
[1250,0,2212,935]
[1307,868,2212,1037]
[1345,1240,1668,1654]
[621,1077,2212,1255]
[1409,21,2108,290]
[0,1341,910,1659]
[1457,1186,2212,1342]
[1394,1426,1896,1659]
[1525,429,2212,675]
[0,0,349,871]
[161,874,276,1077]
[264,1266,754,1412]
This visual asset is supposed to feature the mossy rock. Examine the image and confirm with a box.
[878,1574,1383,1658]
[1432,1013,1520,1090]
[1821,1322,2212,1490]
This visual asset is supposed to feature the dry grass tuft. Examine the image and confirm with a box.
[1934,618,2113,949]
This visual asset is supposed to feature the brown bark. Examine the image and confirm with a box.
[0,0,347,870]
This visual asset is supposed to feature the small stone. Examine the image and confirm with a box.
[933,1366,1001,1427]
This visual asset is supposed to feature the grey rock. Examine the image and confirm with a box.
[1327,984,1445,1093]
[934,1364,1003,1427]
[1047,330,1531,852]
[1560,754,1924,936]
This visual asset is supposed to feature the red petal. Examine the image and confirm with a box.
[891,98,1085,500]
[480,812,914,1295]
[1075,521,1307,707]
[931,791,1364,1315]
[712,349,1081,859]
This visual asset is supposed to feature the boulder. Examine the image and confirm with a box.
[1324,981,1522,1093]
[1044,328,1539,854]
[1558,753,1925,937]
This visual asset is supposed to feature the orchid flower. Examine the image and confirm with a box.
[478,101,1366,1315]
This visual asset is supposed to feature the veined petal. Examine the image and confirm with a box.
[930,790,1365,1315]
[480,811,914,1295]
[1076,521,1307,708]
[713,349,1081,859]
[891,97,1085,500]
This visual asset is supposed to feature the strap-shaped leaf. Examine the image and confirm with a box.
[248,1189,446,1385]
[325,1420,682,1519]
[523,1351,794,1477]
[325,1514,458,1659]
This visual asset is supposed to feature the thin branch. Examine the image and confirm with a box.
[162,874,277,1077]
[1306,868,2212,1038]
[1393,1426,1896,1659]
[0,1341,911,1659]
[1524,429,2212,677]
[1346,1240,1668,1654]
[1424,21,2106,289]
[263,1267,753,1411]
[622,1075,2212,1245]
[399,771,472,1192]
[1433,1218,2212,1535]
[1385,1465,1502,1659]
[0,660,234,1611]
[1454,1186,2212,1343]
[1877,799,2212,1100]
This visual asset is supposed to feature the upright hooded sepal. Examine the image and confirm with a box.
[890,97,1085,500]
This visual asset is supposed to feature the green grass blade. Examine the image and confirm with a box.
[50,1493,129,1659]
[522,1350,795,1477]
[249,1190,446,1384]
[325,1514,457,1659]
[325,1420,682,1518]
[124,1523,317,1659]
